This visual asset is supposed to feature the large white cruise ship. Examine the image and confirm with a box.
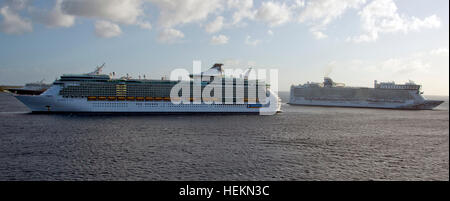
[14,64,281,114]
[289,77,443,110]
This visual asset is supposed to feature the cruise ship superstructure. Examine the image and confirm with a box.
[15,64,281,114]
[289,77,443,110]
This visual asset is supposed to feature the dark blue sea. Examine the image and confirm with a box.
[0,92,448,180]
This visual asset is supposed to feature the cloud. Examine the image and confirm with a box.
[0,0,443,43]
[61,0,144,25]
[380,55,430,75]
[1,0,150,36]
[256,1,291,27]
[60,0,152,35]
[3,0,29,10]
[430,48,449,56]
[267,29,273,36]
[348,0,441,43]
[0,6,32,34]
[95,20,122,38]
[298,0,366,24]
[311,30,327,39]
[136,21,152,30]
[371,48,449,76]
[227,0,255,25]
[205,16,224,33]
[150,0,223,28]
[210,34,229,45]
[158,28,184,43]
[293,0,305,8]
[335,48,449,75]
[245,35,260,46]
[297,0,366,38]
[321,48,449,95]
[31,0,75,28]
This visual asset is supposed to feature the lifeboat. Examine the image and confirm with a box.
[87,96,97,101]
[247,104,263,108]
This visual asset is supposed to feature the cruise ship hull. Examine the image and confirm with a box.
[288,98,443,110]
[16,93,281,114]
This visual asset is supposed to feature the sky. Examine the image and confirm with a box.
[0,0,448,95]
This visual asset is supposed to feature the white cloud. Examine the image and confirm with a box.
[205,16,224,33]
[322,48,449,95]
[256,1,291,27]
[3,0,29,10]
[267,29,274,36]
[0,0,443,43]
[136,21,152,30]
[430,48,449,56]
[334,48,449,75]
[293,0,305,8]
[380,55,430,75]
[349,0,441,43]
[61,0,144,25]
[409,15,441,31]
[298,0,366,38]
[210,34,229,45]
[2,0,150,36]
[298,0,366,25]
[0,6,32,34]
[245,35,260,46]
[95,20,122,38]
[150,0,223,28]
[227,0,255,25]
[311,30,327,39]
[31,0,75,28]
[158,28,184,43]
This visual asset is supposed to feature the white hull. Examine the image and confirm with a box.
[289,97,443,110]
[15,92,281,114]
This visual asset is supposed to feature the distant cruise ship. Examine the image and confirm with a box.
[289,77,443,110]
[14,64,281,114]
[6,80,51,95]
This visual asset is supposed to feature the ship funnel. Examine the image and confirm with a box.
[323,77,334,87]
[211,63,224,72]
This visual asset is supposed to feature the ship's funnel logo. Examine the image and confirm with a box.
[169,60,279,115]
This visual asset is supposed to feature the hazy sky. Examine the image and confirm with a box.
[0,0,448,95]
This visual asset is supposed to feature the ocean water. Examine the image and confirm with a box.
[0,92,448,180]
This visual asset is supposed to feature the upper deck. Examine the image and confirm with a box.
[375,80,421,90]
[294,77,422,91]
